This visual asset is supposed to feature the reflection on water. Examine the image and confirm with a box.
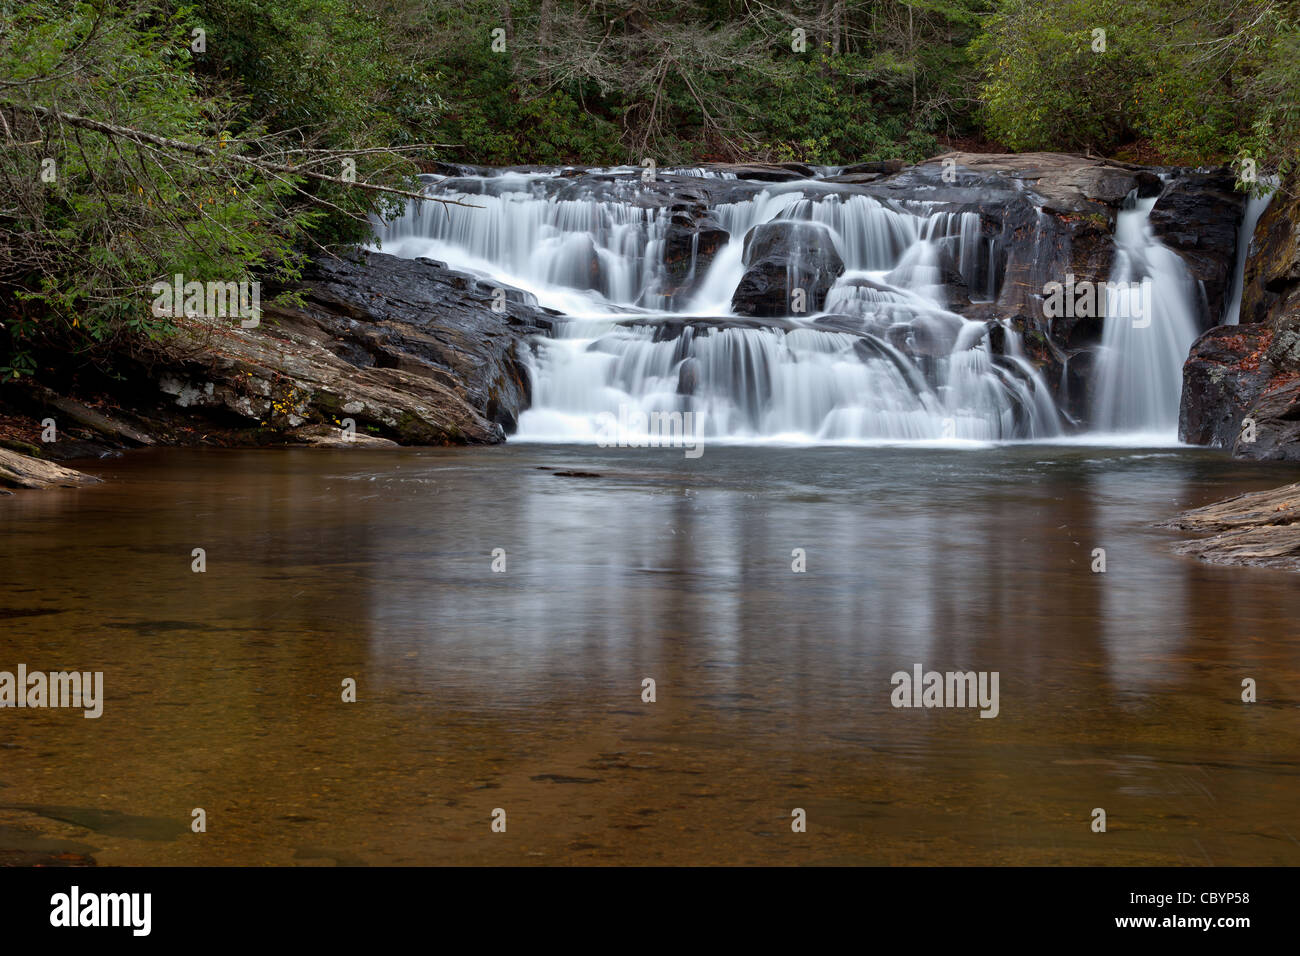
[1,445,1299,865]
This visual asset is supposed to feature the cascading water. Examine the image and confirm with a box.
[373,168,1249,445]
[1224,184,1276,325]
[1090,195,1201,433]
[372,169,1061,444]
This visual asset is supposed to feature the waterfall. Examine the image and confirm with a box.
[368,170,1076,444]
[371,172,675,315]
[1224,184,1276,325]
[1090,196,1201,433]
[520,317,1058,443]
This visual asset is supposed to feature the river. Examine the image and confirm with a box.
[2,443,1298,864]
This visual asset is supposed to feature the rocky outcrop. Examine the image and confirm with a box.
[1161,481,1300,570]
[1179,174,1300,459]
[145,251,554,444]
[1179,324,1276,449]
[1238,184,1300,327]
[731,221,845,317]
[865,153,1138,422]
[859,154,1251,426]
[2,251,555,456]
[1148,170,1245,327]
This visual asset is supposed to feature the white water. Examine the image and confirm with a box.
[1090,196,1201,433]
[371,172,1231,445]
[1224,184,1276,325]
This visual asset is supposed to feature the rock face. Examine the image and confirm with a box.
[1239,183,1300,327]
[1148,171,1245,327]
[865,153,1136,422]
[2,250,556,456]
[1179,325,1276,449]
[1178,175,1300,459]
[661,209,729,304]
[731,221,845,317]
[1161,481,1300,570]
[144,251,554,445]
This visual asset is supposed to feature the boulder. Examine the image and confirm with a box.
[1178,324,1276,448]
[731,221,845,317]
[145,251,555,444]
[1148,170,1246,327]
[661,208,729,301]
[840,160,906,176]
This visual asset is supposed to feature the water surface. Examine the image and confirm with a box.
[2,444,1299,865]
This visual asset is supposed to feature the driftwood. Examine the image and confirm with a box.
[0,448,100,490]
[1160,482,1300,570]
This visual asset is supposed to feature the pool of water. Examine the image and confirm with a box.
[2,443,1299,864]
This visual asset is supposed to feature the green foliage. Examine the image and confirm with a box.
[0,0,440,378]
[192,0,444,241]
[431,47,623,166]
[0,1,313,377]
[734,50,940,165]
[3,0,1296,384]
[391,1,980,166]
[974,0,1300,165]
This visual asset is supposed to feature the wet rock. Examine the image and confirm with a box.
[841,159,906,176]
[1179,322,1300,460]
[707,163,811,182]
[869,152,1135,218]
[1238,375,1300,460]
[291,424,400,447]
[1180,171,1300,458]
[818,173,885,185]
[731,221,845,317]
[614,315,799,337]
[676,357,701,396]
[146,251,554,444]
[547,233,604,291]
[661,210,729,300]
[863,153,1126,377]
[1239,181,1300,328]
[1179,325,1276,448]
[1149,170,1246,327]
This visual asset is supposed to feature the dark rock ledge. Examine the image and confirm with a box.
[1179,174,1300,460]
[149,250,555,445]
[0,251,554,462]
